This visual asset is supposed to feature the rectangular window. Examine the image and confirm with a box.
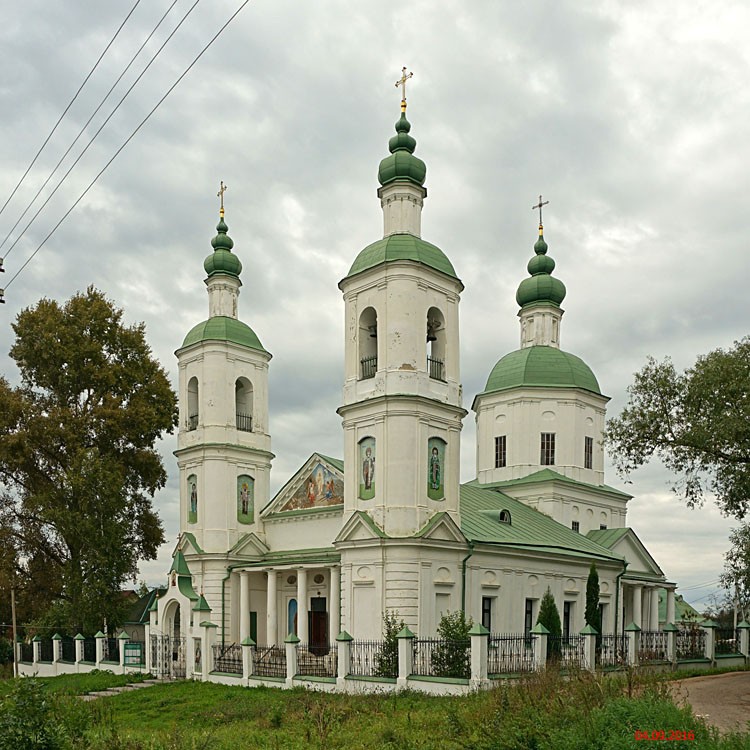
[563,601,572,639]
[599,603,606,632]
[524,598,534,635]
[494,435,507,468]
[584,436,593,469]
[600,524,607,530]
[540,433,555,465]
[571,521,580,533]
[481,596,493,632]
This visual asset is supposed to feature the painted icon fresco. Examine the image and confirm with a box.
[237,474,254,524]
[427,438,446,500]
[188,474,198,523]
[358,437,376,500]
[279,462,344,511]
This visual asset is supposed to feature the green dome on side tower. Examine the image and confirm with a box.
[378,113,427,187]
[204,216,242,278]
[515,231,566,308]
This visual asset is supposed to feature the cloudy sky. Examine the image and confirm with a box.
[1,1,747,612]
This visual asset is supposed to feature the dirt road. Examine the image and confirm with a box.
[670,672,750,734]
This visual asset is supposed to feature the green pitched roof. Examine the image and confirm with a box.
[317,455,344,472]
[585,527,631,548]
[345,233,458,282]
[658,592,702,624]
[459,484,623,562]
[180,316,268,353]
[471,468,631,501]
[480,346,601,396]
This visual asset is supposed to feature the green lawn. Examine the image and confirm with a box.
[0,669,151,697]
[2,669,750,750]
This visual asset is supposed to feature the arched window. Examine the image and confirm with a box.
[187,377,199,430]
[499,510,511,525]
[358,307,378,380]
[235,377,254,432]
[426,307,446,381]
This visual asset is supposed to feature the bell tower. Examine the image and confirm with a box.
[338,74,466,537]
[174,185,273,554]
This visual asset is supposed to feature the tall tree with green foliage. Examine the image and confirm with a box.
[720,523,750,621]
[374,610,404,678]
[0,288,177,633]
[537,587,562,658]
[431,610,472,679]
[585,562,601,634]
[603,338,750,520]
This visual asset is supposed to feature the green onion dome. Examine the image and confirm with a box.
[204,216,242,278]
[378,113,427,187]
[515,231,566,308]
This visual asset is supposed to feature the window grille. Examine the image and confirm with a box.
[540,433,555,465]
[494,435,507,468]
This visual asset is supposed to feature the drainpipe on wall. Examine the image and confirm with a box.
[220,570,232,646]
[460,542,475,613]
[614,560,628,636]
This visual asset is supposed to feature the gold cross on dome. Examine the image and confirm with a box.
[217,181,228,216]
[395,67,413,112]
[532,194,549,229]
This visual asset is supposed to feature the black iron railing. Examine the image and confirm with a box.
[103,638,119,663]
[212,643,242,674]
[427,356,445,381]
[715,628,740,655]
[39,640,53,662]
[349,640,392,678]
[597,634,628,668]
[413,637,470,679]
[639,631,669,662]
[296,643,337,678]
[676,629,705,660]
[60,638,76,663]
[547,634,586,668]
[487,633,535,674]
[20,642,33,663]
[83,638,96,662]
[254,645,286,678]
[360,355,377,379]
[236,412,252,432]
[187,413,198,431]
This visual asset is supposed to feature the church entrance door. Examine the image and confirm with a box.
[309,597,328,655]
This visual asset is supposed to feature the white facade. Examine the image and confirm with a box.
[152,106,675,655]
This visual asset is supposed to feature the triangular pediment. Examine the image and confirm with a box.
[606,528,664,578]
[415,512,467,544]
[262,453,345,517]
[335,511,387,544]
[229,532,270,558]
[176,532,204,557]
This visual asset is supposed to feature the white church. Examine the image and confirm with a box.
[152,87,677,657]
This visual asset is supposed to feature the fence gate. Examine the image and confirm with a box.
[150,635,186,679]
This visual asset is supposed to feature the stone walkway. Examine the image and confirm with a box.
[79,678,166,701]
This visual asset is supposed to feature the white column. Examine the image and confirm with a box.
[632,584,642,628]
[666,589,676,625]
[297,568,308,642]
[329,566,340,640]
[650,588,660,631]
[240,571,250,642]
[266,570,277,646]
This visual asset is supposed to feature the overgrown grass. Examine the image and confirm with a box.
[0,669,151,698]
[3,668,750,749]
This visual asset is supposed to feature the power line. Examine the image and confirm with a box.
[4,0,252,292]
[0,0,180,257]
[2,0,203,264]
[0,0,142,223]
[679,579,721,592]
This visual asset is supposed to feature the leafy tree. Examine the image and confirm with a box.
[0,288,177,633]
[537,587,562,659]
[431,609,472,679]
[720,523,750,622]
[604,339,750,519]
[374,610,404,678]
[585,562,601,634]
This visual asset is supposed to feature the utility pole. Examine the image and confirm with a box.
[11,584,18,678]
